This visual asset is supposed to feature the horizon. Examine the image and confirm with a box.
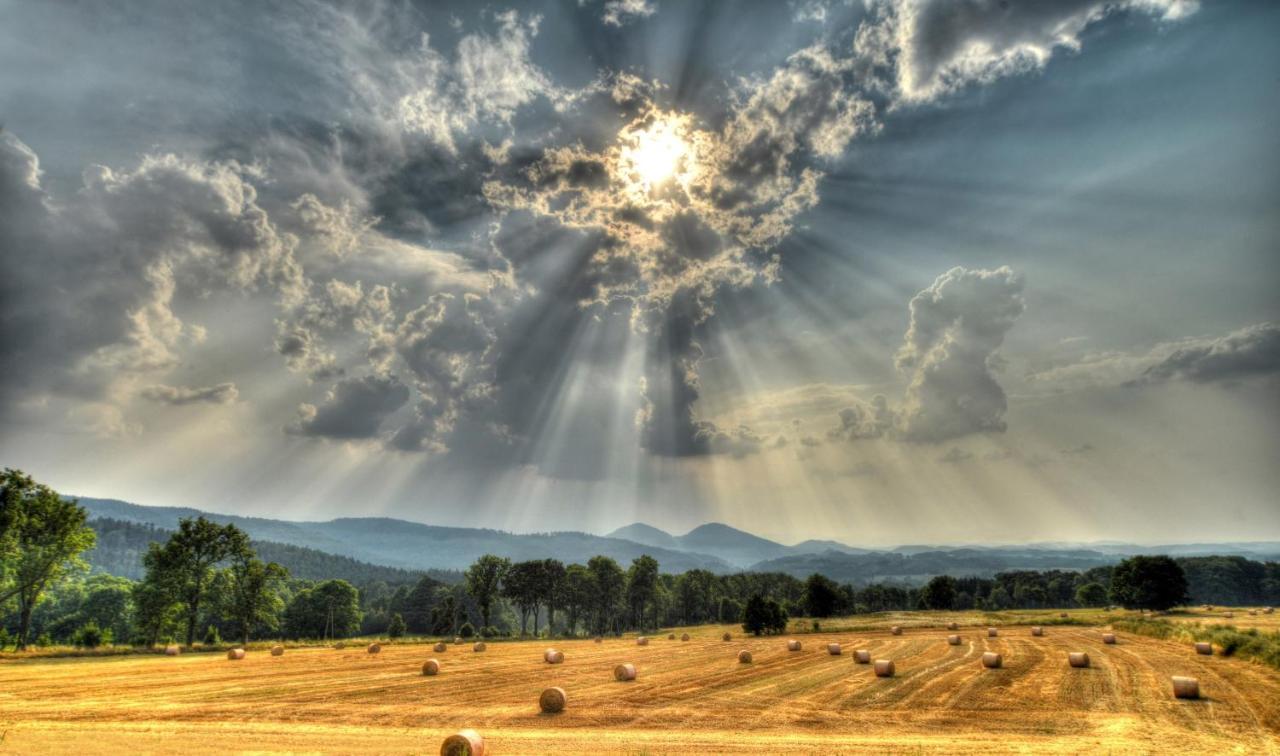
[2,0,1278,547]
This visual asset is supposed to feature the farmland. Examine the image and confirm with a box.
[1,611,1278,754]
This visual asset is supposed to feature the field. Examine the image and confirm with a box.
[1,611,1278,754]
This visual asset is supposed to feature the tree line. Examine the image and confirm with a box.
[3,469,1277,650]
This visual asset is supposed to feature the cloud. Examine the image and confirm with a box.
[857,0,1199,103]
[139,383,239,406]
[895,266,1025,442]
[827,394,894,441]
[1027,322,1280,392]
[288,373,409,440]
[938,446,972,463]
[595,0,657,27]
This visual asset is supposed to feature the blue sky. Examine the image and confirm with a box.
[0,0,1276,544]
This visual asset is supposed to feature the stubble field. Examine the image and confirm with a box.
[1,611,1277,754]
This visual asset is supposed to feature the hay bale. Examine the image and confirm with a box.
[473,641,487,652]
[722,632,732,641]
[947,635,961,646]
[827,643,842,655]
[982,652,1003,669]
[854,649,871,664]
[681,633,690,642]
[434,642,448,652]
[368,643,381,654]
[987,627,998,638]
[668,633,676,640]
[891,626,902,636]
[226,648,245,660]
[1194,642,1212,655]
[873,659,895,677]
[164,645,180,656]
[453,636,463,644]
[636,636,649,646]
[1059,612,1068,619]
[423,659,440,676]
[1224,612,1234,618]
[614,663,637,681]
[544,648,564,664]
[738,650,753,664]
[1102,633,1116,645]
[1265,607,1274,614]
[946,622,958,630]
[1068,652,1090,668]
[1249,610,1258,616]
[539,686,567,713]
[787,639,802,651]
[594,636,603,644]
[1031,626,1044,637]
[333,642,346,650]
[1172,676,1200,700]
[271,645,285,656]
[440,729,485,756]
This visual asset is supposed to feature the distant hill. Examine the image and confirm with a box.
[752,548,1129,585]
[606,522,874,568]
[76,498,735,574]
[86,517,449,585]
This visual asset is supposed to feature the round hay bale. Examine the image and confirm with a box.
[890,626,902,636]
[164,645,180,656]
[594,636,603,644]
[787,639,802,651]
[947,634,961,646]
[1194,642,1213,655]
[873,659,895,677]
[1031,626,1044,637]
[854,649,871,664]
[434,642,448,652]
[1224,612,1233,618]
[1059,612,1068,619]
[1068,652,1090,668]
[440,729,485,756]
[473,641,487,652]
[544,648,564,664]
[827,643,842,656]
[614,663,637,681]
[333,642,346,650]
[1172,676,1200,700]
[423,658,440,676]
[1264,607,1274,614]
[226,648,245,660]
[737,649,753,664]
[367,643,381,655]
[982,651,1003,669]
[453,636,463,645]
[681,633,690,642]
[539,686,567,713]
[722,632,732,641]
[271,645,285,656]
[987,627,998,638]
[1102,633,1117,645]
[636,636,649,646]
[946,622,958,631]
[1249,610,1258,616]
[668,633,676,640]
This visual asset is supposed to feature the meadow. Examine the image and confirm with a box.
[1,609,1277,754]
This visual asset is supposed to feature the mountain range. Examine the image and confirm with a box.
[76,496,1280,584]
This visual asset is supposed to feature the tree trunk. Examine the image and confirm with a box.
[186,596,200,647]
[16,594,34,651]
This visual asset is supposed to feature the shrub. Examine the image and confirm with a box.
[0,627,11,650]
[481,625,500,638]
[74,621,111,649]
[387,613,406,639]
[1113,618,1280,671]
[203,625,221,645]
[458,622,476,638]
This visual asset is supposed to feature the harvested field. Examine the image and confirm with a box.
[1,617,1278,754]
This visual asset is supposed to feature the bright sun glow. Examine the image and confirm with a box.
[618,113,696,195]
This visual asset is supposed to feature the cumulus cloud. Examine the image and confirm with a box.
[938,446,972,463]
[139,383,239,406]
[594,0,657,27]
[288,374,409,440]
[857,0,1199,103]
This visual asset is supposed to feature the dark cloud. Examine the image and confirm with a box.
[139,383,239,406]
[288,374,409,440]
[1131,322,1280,386]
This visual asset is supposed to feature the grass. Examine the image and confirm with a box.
[1112,617,1280,670]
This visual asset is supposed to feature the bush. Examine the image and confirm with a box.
[35,633,52,648]
[1113,618,1280,671]
[73,621,111,649]
[387,613,406,639]
[203,625,221,645]
[0,627,11,650]
[458,622,476,638]
[481,625,500,638]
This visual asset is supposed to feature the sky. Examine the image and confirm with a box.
[1,0,1277,546]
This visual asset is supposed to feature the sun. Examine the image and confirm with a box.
[617,112,697,196]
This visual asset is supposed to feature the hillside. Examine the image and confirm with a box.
[76,498,735,574]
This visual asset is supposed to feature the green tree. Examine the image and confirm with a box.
[587,556,626,635]
[284,579,362,639]
[225,553,288,645]
[464,554,510,630]
[0,470,96,649]
[1074,582,1109,607]
[143,517,251,647]
[674,569,718,625]
[502,561,543,635]
[920,575,957,610]
[562,564,595,636]
[803,573,840,617]
[132,577,180,646]
[387,612,406,639]
[540,559,566,634]
[626,555,660,630]
[742,594,788,636]
[1109,555,1189,611]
